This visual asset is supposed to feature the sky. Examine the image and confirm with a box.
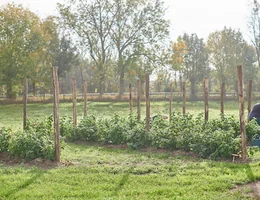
[0,0,253,42]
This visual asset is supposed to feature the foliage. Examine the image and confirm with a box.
[207,27,256,92]
[75,115,100,142]
[60,116,74,140]
[101,113,128,145]
[0,128,12,152]
[58,0,169,95]
[8,116,55,160]
[0,4,46,98]
[246,118,260,141]
[126,115,151,150]
[0,102,256,161]
[179,33,209,100]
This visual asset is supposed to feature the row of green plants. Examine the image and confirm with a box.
[1,112,260,161]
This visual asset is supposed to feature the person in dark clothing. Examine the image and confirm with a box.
[249,103,260,125]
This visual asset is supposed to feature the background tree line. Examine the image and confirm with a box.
[0,0,259,99]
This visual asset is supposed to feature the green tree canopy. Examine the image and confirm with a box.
[0,4,45,98]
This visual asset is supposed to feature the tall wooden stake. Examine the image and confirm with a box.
[248,80,252,121]
[237,65,247,161]
[23,78,28,130]
[204,77,209,121]
[52,66,60,162]
[169,83,173,120]
[137,79,141,121]
[182,81,186,115]
[221,83,225,115]
[145,73,150,132]
[72,77,77,135]
[83,80,88,117]
[129,84,133,112]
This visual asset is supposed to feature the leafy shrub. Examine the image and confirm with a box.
[60,116,74,140]
[126,118,151,150]
[150,114,175,149]
[0,128,12,152]
[246,119,260,141]
[101,113,128,144]
[8,116,55,160]
[75,115,100,142]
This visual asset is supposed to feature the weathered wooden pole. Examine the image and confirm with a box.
[221,83,225,115]
[145,73,150,132]
[23,78,28,130]
[129,83,133,112]
[52,66,60,162]
[204,77,209,121]
[237,65,247,161]
[137,79,141,121]
[248,80,252,121]
[72,77,77,135]
[182,81,186,115]
[83,80,88,117]
[169,83,173,120]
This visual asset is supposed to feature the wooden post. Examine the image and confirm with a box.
[169,83,173,120]
[129,84,133,112]
[204,77,209,121]
[137,79,141,121]
[23,78,28,130]
[83,80,88,117]
[72,77,77,135]
[182,81,186,115]
[237,65,247,161]
[221,83,225,115]
[145,73,150,132]
[248,80,252,121]
[52,66,60,162]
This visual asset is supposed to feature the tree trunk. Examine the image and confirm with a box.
[6,83,15,99]
[190,78,196,101]
[119,69,125,95]
[118,54,125,96]
[32,81,36,96]
[99,73,105,96]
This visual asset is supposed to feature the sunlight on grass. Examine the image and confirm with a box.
[0,100,254,130]
[1,142,260,199]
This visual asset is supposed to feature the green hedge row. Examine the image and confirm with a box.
[1,112,260,161]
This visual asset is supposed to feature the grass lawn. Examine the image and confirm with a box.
[0,100,255,130]
[0,142,260,199]
[0,101,260,199]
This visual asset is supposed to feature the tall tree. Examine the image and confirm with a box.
[207,27,256,93]
[181,33,209,100]
[58,0,114,95]
[58,0,169,95]
[248,0,260,67]
[110,0,169,95]
[170,37,188,89]
[0,4,45,98]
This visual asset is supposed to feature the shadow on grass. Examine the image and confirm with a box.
[3,169,45,198]
[114,172,130,196]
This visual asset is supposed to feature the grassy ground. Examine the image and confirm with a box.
[1,101,259,199]
[0,100,254,130]
[1,142,260,199]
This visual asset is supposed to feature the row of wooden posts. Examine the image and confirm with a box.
[22,66,247,162]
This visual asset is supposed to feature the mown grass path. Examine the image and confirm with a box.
[1,142,260,199]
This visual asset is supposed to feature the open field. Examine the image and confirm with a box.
[1,101,260,199]
[1,142,260,200]
[0,100,256,130]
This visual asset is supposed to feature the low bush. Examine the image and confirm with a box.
[0,128,12,152]
[75,115,100,142]
[1,111,258,161]
[8,116,55,160]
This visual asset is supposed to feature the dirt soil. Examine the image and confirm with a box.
[231,182,260,199]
